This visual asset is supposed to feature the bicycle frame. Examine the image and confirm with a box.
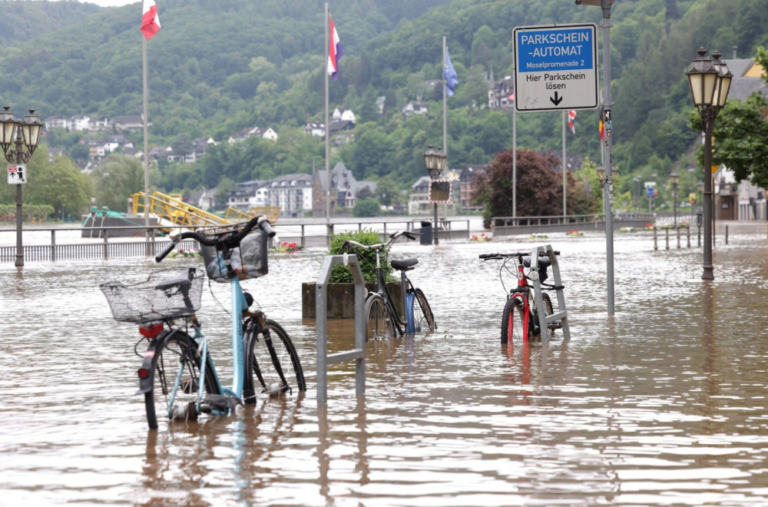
[373,248,407,335]
[140,257,252,420]
[507,258,532,340]
[197,256,250,401]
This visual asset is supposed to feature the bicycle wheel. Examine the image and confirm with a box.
[410,289,436,333]
[145,331,219,430]
[365,294,395,341]
[500,297,526,344]
[244,319,306,402]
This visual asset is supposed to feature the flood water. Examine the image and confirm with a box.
[2,230,768,506]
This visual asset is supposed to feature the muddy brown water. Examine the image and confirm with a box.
[2,232,768,506]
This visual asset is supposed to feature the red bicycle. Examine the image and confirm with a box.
[480,252,561,343]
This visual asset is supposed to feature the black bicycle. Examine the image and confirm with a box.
[343,231,436,340]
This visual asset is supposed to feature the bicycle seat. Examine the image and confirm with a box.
[155,278,192,293]
[391,258,418,271]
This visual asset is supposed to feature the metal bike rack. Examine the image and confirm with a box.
[315,254,366,405]
[529,245,571,345]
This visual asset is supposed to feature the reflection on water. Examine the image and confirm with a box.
[2,233,768,505]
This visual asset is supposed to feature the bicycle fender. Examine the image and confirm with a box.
[135,330,175,395]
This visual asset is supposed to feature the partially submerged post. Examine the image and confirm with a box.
[315,254,366,405]
[529,244,571,345]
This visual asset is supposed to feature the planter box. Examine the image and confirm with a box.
[302,282,404,319]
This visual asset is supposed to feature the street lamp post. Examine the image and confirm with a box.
[670,170,679,228]
[0,106,43,268]
[423,146,447,246]
[686,47,732,280]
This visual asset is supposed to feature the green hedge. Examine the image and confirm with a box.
[327,229,394,283]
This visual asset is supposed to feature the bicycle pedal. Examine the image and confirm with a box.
[548,323,562,329]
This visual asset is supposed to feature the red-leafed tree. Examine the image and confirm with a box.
[474,149,597,228]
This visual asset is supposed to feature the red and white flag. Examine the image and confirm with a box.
[141,0,161,40]
[327,16,343,81]
[568,110,577,134]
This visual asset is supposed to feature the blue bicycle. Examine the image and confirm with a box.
[101,217,305,430]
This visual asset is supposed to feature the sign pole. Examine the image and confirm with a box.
[601,0,615,314]
[562,110,567,221]
[512,95,517,221]
[512,29,517,221]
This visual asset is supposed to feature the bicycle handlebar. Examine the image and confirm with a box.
[155,216,276,263]
[479,251,560,260]
[343,230,414,253]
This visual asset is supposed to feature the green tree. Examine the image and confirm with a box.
[0,146,93,218]
[474,149,596,228]
[353,197,380,217]
[91,155,145,212]
[215,178,235,209]
[376,176,400,206]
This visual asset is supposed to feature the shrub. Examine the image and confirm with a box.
[327,229,393,283]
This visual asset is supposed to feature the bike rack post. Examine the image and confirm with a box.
[529,245,571,345]
[315,254,366,406]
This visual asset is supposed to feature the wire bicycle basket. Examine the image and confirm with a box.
[201,230,268,282]
[100,267,204,324]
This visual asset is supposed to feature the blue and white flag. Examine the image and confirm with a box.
[444,48,458,97]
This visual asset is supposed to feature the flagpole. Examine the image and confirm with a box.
[324,3,330,224]
[442,36,447,240]
[142,36,150,256]
[562,110,567,221]
[442,37,447,157]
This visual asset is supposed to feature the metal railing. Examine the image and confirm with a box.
[0,217,476,263]
[490,212,656,227]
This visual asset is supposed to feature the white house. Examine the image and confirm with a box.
[402,101,428,117]
[69,115,91,131]
[45,116,69,131]
[111,115,146,132]
[90,116,110,131]
[341,110,356,123]
[304,122,326,137]
[228,126,278,144]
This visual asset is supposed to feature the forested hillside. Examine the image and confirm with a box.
[1,0,767,203]
[0,1,101,48]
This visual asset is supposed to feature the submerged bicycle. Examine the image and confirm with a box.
[101,216,305,430]
[343,231,435,340]
[480,251,563,344]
